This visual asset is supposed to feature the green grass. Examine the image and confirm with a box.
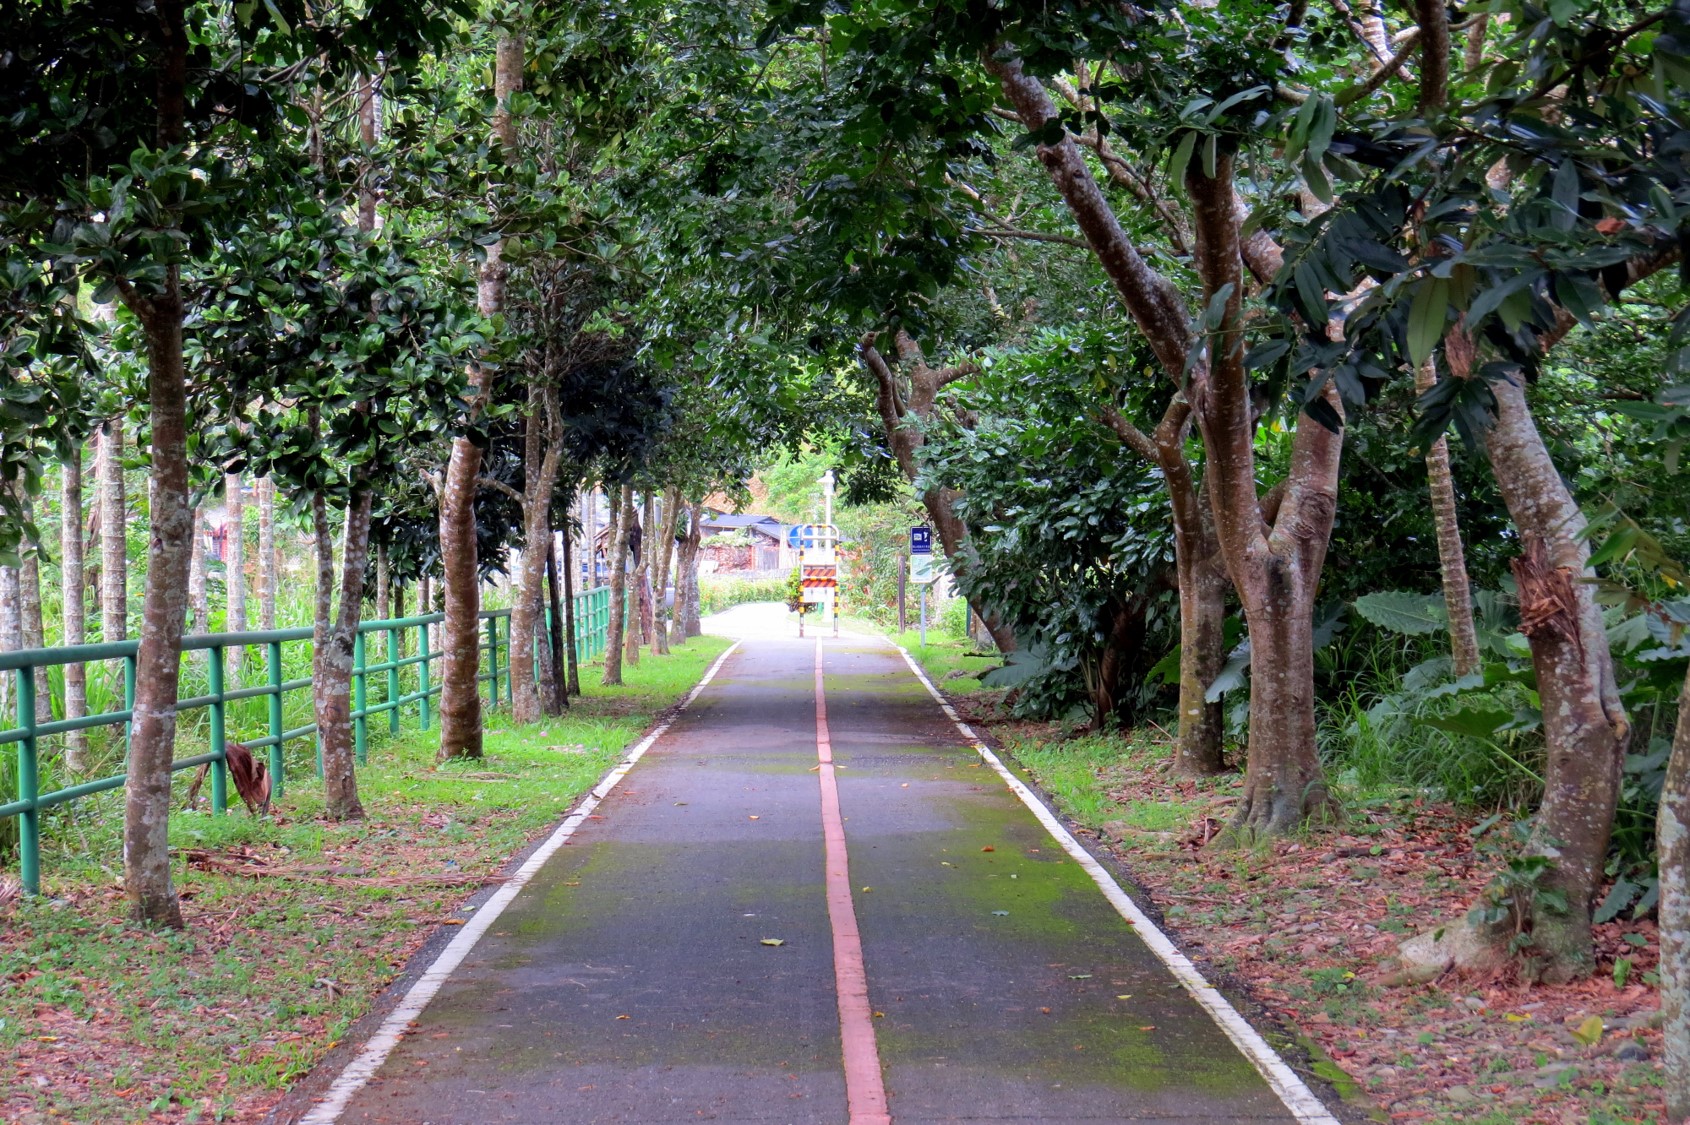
[877,624,999,695]
[0,636,732,1124]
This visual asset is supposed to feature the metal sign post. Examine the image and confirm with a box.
[793,523,841,637]
[909,526,933,644]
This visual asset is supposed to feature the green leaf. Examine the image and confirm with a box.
[1407,278,1450,367]
[1167,130,1198,193]
[1353,591,1448,635]
[1421,703,1513,739]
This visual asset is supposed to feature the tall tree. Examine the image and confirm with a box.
[601,484,630,686]
[60,439,89,770]
[257,476,278,630]
[437,31,523,762]
[859,331,1016,653]
[96,419,126,644]
[223,471,245,683]
[510,381,563,723]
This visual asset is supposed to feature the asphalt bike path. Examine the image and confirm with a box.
[300,620,1331,1124]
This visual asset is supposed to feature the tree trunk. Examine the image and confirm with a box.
[18,492,51,722]
[0,561,17,723]
[1102,402,1229,775]
[1091,597,1149,725]
[1660,660,1690,1123]
[61,441,89,770]
[188,507,208,636]
[581,488,596,588]
[257,475,277,630]
[601,486,628,686]
[543,535,568,713]
[859,332,1016,653]
[622,491,642,668]
[97,418,127,643]
[651,486,681,655]
[510,383,563,724]
[681,501,704,638]
[375,541,390,621]
[1185,155,1342,836]
[561,529,581,695]
[121,0,192,927]
[1416,359,1481,675]
[1469,374,1630,978]
[638,492,657,649]
[436,434,484,761]
[1175,551,1228,775]
[224,472,245,687]
[437,33,520,760]
[314,487,370,821]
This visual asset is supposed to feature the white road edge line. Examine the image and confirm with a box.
[298,640,743,1125]
[888,641,1343,1125]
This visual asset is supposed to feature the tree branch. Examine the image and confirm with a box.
[476,476,524,504]
[966,226,1089,248]
[983,49,1192,381]
[1337,29,1423,107]
[1099,404,1162,463]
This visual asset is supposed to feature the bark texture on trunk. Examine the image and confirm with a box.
[436,438,484,760]
[375,542,390,621]
[188,506,208,635]
[622,491,643,668]
[639,492,657,649]
[0,561,17,721]
[601,486,629,686]
[1474,374,1630,978]
[314,487,370,821]
[437,33,521,761]
[679,500,703,639]
[860,331,1016,653]
[120,0,190,927]
[561,529,581,695]
[18,493,51,721]
[542,536,566,713]
[257,475,277,630]
[61,442,89,770]
[1416,358,1481,675]
[651,485,681,655]
[1661,661,1690,1123]
[224,472,245,687]
[97,418,127,643]
[510,383,562,724]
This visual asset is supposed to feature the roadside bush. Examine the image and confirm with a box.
[698,576,788,615]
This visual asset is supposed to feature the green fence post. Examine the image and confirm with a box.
[16,666,40,895]
[417,622,432,731]
[386,627,400,735]
[486,615,499,706]
[266,640,285,799]
[208,645,227,816]
[122,654,136,761]
[505,615,514,704]
[353,632,368,766]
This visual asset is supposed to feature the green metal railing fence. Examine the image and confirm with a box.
[1,584,617,895]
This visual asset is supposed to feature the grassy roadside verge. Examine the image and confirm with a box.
[0,636,732,1125]
[890,629,1668,1125]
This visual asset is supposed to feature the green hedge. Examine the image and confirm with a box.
[698,576,790,616]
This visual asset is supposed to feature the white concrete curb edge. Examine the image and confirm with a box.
[889,641,1344,1125]
[298,640,743,1124]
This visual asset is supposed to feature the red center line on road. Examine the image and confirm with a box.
[814,640,893,1125]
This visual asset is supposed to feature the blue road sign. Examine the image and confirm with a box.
[910,526,933,554]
